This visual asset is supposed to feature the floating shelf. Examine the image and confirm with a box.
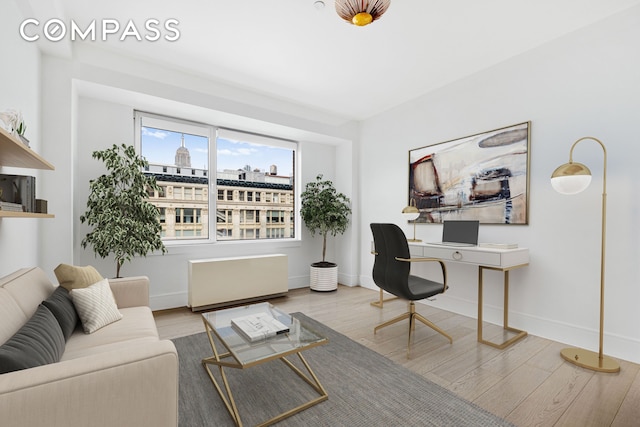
[0,127,54,170]
[0,211,54,219]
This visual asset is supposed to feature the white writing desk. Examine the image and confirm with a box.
[372,242,529,349]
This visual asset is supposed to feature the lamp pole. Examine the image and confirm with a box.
[551,136,619,373]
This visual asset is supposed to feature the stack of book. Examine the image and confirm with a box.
[231,312,290,342]
[0,201,24,212]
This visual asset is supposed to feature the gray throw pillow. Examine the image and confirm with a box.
[42,286,79,340]
[0,304,65,374]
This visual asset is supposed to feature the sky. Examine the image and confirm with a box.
[140,126,294,175]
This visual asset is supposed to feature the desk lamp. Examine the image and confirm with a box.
[402,199,421,242]
[550,136,619,373]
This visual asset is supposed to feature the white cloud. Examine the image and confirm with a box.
[142,127,169,139]
[218,147,258,156]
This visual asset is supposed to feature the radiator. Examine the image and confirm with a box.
[188,254,288,311]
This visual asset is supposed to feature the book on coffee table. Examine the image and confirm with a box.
[231,312,290,342]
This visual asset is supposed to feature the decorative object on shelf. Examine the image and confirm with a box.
[401,198,421,242]
[301,174,351,291]
[80,144,167,278]
[0,109,27,144]
[0,174,35,213]
[409,121,530,225]
[0,109,29,147]
[335,0,390,26]
[550,136,619,373]
[35,199,48,214]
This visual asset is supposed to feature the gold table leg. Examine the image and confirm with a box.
[201,319,328,426]
[477,265,528,349]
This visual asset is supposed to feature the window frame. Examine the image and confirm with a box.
[134,111,300,247]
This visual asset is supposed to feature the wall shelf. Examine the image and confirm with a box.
[0,211,54,219]
[0,126,55,218]
[0,127,54,170]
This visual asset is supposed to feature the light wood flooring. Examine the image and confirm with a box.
[154,286,640,427]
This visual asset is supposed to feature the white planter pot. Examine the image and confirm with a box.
[309,262,338,292]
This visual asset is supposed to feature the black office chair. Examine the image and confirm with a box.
[370,223,453,357]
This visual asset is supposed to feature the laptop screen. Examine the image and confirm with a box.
[442,220,479,245]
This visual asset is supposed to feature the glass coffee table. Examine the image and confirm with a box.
[201,302,328,427]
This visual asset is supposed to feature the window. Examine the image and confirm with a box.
[136,111,297,243]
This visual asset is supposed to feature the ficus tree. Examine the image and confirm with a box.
[80,144,166,278]
[300,174,351,265]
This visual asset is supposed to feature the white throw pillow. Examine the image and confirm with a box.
[70,278,123,334]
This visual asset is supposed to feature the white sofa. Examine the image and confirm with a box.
[0,267,178,427]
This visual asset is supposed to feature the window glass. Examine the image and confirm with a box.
[136,112,297,243]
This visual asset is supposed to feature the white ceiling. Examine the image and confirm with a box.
[23,0,640,121]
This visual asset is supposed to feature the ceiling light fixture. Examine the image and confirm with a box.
[335,0,391,26]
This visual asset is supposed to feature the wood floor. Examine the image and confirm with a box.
[153,286,640,427]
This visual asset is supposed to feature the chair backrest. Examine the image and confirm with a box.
[370,223,412,300]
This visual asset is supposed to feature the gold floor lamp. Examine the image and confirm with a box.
[550,136,619,373]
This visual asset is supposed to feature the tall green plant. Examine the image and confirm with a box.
[80,144,166,278]
[300,174,351,264]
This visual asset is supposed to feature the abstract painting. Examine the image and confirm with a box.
[408,122,530,224]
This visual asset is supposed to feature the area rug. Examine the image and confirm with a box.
[173,313,514,427]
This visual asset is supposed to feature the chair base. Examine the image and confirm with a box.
[374,301,452,358]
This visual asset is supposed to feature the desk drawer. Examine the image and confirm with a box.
[425,247,501,266]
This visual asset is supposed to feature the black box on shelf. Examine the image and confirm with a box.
[0,174,36,213]
[35,199,48,214]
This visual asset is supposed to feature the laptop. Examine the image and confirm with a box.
[429,220,479,247]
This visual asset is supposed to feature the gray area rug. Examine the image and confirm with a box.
[173,313,514,426]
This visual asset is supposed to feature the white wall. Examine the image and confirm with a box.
[73,96,345,308]
[33,47,358,310]
[359,7,640,364]
[0,1,43,277]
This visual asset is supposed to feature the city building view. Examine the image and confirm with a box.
[144,134,294,241]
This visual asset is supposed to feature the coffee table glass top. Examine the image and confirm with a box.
[201,302,327,366]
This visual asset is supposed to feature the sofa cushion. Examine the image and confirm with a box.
[71,278,123,334]
[42,286,79,340]
[62,306,159,361]
[54,264,103,291]
[0,304,65,374]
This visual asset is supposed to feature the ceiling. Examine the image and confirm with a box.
[22,0,640,121]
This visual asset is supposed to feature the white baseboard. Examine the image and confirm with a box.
[151,291,187,311]
[358,275,640,364]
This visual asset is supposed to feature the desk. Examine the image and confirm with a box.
[372,242,529,349]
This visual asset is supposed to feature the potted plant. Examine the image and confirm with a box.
[80,143,166,278]
[300,174,351,291]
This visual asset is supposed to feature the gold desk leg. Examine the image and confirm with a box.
[370,288,398,308]
[477,266,528,350]
[201,318,328,427]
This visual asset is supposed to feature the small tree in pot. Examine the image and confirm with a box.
[80,144,166,278]
[300,174,351,291]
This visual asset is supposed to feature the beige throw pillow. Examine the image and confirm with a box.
[70,278,123,334]
[54,264,104,291]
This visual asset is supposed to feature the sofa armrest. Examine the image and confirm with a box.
[0,340,178,427]
[108,276,150,308]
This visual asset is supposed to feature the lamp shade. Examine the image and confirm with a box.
[402,200,420,220]
[401,211,420,221]
[550,162,592,195]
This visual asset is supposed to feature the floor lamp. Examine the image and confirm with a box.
[550,136,620,373]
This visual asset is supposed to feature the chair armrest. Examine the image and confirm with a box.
[108,276,150,308]
[395,257,448,293]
